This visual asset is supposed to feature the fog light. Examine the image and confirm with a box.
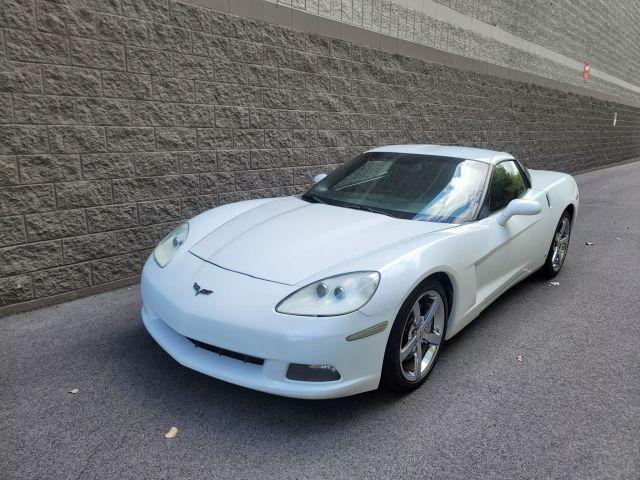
[286,363,341,382]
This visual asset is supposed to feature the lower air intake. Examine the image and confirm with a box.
[189,338,264,366]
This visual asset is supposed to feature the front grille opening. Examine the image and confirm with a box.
[189,338,264,366]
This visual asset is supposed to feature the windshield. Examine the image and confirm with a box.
[303,152,489,223]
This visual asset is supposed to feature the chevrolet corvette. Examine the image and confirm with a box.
[141,145,579,399]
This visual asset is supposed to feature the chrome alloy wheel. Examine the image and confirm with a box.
[399,290,446,382]
[551,216,571,271]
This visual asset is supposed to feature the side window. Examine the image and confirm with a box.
[488,161,527,212]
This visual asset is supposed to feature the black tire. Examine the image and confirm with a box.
[381,278,449,393]
[540,210,572,279]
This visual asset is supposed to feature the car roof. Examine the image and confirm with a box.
[366,145,515,164]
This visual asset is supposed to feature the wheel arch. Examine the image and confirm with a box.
[356,232,474,325]
[379,269,456,392]
[406,268,462,333]
[564,203,576,221]
[425,271,454,315]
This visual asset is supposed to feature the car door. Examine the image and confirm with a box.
[473,160,549,306]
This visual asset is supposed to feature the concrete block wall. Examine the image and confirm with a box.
[432,0,640,88]
[1,0,639,314]
[269,0,640,104]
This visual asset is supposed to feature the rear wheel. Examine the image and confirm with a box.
[381,279,448,393]
[541,210,572,278]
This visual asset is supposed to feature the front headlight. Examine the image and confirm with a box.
[276,271,380,317]
[153,223,189,268]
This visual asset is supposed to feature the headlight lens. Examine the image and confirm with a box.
[153,223,189,268]
[276,272,380,316]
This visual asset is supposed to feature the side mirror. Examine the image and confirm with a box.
[496,199,541,226]
[313,173,327,184]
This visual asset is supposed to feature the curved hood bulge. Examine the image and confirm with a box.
[189,197,453,285]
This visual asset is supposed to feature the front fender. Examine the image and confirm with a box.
[154,197,280,267]
[322,227,478,339]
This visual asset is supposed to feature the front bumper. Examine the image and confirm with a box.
[141,253,394,399]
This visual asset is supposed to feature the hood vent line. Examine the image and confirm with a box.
[189,252,294,286]
[190,201,310,260]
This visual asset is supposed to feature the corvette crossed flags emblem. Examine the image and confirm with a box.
[193,283,213,296]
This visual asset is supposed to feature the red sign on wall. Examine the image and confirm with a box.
[582,61,591,82]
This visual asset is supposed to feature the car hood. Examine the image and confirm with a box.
[189,196,453,285]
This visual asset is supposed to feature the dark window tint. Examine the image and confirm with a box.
[488,161,527,212]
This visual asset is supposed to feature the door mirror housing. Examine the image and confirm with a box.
[496,199,541,226]
[313,173,327,184]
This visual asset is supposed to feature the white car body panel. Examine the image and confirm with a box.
[367,144,514,164]
[142,253,392,398]
[141,145,579,399]
[189,196,454,285]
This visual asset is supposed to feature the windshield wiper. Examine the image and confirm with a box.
[343,204,394,217]
[301,193,327,204]
[302,194,392,217]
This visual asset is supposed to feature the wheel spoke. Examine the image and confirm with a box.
[400,335,417,361]
[558,219,568,235]
[420,295,441,330]
[411,302,422,324]
[423,330,441,345]
[399,290,445,382]
[413,341,422,376]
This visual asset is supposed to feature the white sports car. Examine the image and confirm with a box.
[141,145,578,399]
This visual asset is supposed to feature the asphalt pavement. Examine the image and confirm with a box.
[1,161,639,480]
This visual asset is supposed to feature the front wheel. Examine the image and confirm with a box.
[381,279,449,393]
[541,211,572,278]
